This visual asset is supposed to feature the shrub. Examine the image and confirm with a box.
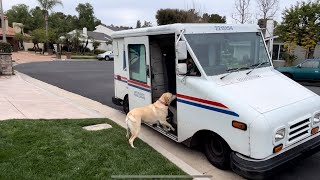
[283,52,297,66]
[71,55,97,59]
[27,48,42,52]
[94,49,106,55]
[0,42,12,53]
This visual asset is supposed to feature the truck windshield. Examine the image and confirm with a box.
[185,32,270,76]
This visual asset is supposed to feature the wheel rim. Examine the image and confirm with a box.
[209,136,224,156]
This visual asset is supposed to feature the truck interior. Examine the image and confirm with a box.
[149,34,178,136]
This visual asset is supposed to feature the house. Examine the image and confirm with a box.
[0,15,19,51]
[67,27,112,51]
[272,42,320,67]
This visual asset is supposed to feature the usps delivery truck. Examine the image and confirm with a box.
[111,24,320,179]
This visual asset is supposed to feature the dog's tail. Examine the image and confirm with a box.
[126,113,135,139]
[125,115,130,139]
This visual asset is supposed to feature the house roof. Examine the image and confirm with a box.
[86,31,111,42]
[0,27,16,37]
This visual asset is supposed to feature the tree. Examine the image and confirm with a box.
[256,0,279,20]
[6,4,32,32]
[31,28,46,51]
[136,20,141,28]
[29,6,46,32]
[92,41,100,50]
[48,12,76,35]
[14,32,29,50]
[142,21,152,27]
[156,8,201,25]
[202,13,226,23]
[277,1,320,59]
[36,0,63,36]
[76,3,101,31]
[36,0,63,52]
[232,0,252,24]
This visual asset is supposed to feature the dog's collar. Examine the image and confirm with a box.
[157,99,168,106]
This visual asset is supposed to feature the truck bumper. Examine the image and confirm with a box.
[231,134,320,180]
[112,96,123,106]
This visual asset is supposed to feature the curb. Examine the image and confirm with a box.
[17,71,209,180]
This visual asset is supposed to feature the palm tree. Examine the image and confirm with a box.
[36,0,63,51]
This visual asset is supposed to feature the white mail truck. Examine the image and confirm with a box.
[111,24,320,179]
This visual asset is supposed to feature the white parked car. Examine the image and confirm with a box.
[97,51,114,61]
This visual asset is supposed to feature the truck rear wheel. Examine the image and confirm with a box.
[123,96,129,114]
[204,133,231,170]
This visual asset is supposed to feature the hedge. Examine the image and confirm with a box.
[0,42,12,53]
[94,49,106,55]
[28,48,43,52]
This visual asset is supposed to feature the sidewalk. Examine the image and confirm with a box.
[17,72,242,180]
[12,51,67,64]
[0,74,104,120]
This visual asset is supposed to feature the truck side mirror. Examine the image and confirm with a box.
[177,63,187,75]
[176,41,187,60]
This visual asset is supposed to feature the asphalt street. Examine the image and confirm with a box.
[15,61,320,180]
[15,61,121,110]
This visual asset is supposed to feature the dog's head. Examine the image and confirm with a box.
[160,92,176,105]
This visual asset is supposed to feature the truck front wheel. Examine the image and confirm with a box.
[204,133,231,170]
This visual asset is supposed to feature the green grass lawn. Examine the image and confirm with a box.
[0,119,188,179]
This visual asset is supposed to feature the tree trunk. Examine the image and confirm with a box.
[45,13,49,53]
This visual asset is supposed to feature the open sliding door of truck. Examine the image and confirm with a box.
[125,36,152,109]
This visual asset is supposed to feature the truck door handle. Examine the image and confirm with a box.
[146,66,150,78]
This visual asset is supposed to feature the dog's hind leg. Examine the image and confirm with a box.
[128,118,141,148]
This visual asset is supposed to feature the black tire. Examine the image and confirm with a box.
[105,56,110,61]
[123,96,129,114]
[204,133,231,170]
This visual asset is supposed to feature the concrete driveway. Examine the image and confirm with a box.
[15,61,320,180]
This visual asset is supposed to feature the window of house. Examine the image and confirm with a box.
[272,44,285,60]
[128,44,147,83]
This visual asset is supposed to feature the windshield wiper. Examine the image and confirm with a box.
[220,67,250,80]
[246,62,270,75]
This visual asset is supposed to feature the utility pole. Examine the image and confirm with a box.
[0,0,6,42]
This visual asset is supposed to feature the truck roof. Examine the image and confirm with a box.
[111,23,260,39]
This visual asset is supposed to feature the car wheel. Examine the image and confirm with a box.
[283,73,293,79]
[123,95,129,114]
[105,56,110,61]
[204,133,231,170]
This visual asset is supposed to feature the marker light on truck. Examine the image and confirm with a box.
[275,128,285,142]
[312,127,319,135]
[273,144,283,153]
[232,121,247,131]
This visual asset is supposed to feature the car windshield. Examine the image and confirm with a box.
[185,32,270,76]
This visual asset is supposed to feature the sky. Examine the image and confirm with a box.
[3,0,300,27]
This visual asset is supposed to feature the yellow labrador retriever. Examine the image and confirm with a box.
[126,92,176,148]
